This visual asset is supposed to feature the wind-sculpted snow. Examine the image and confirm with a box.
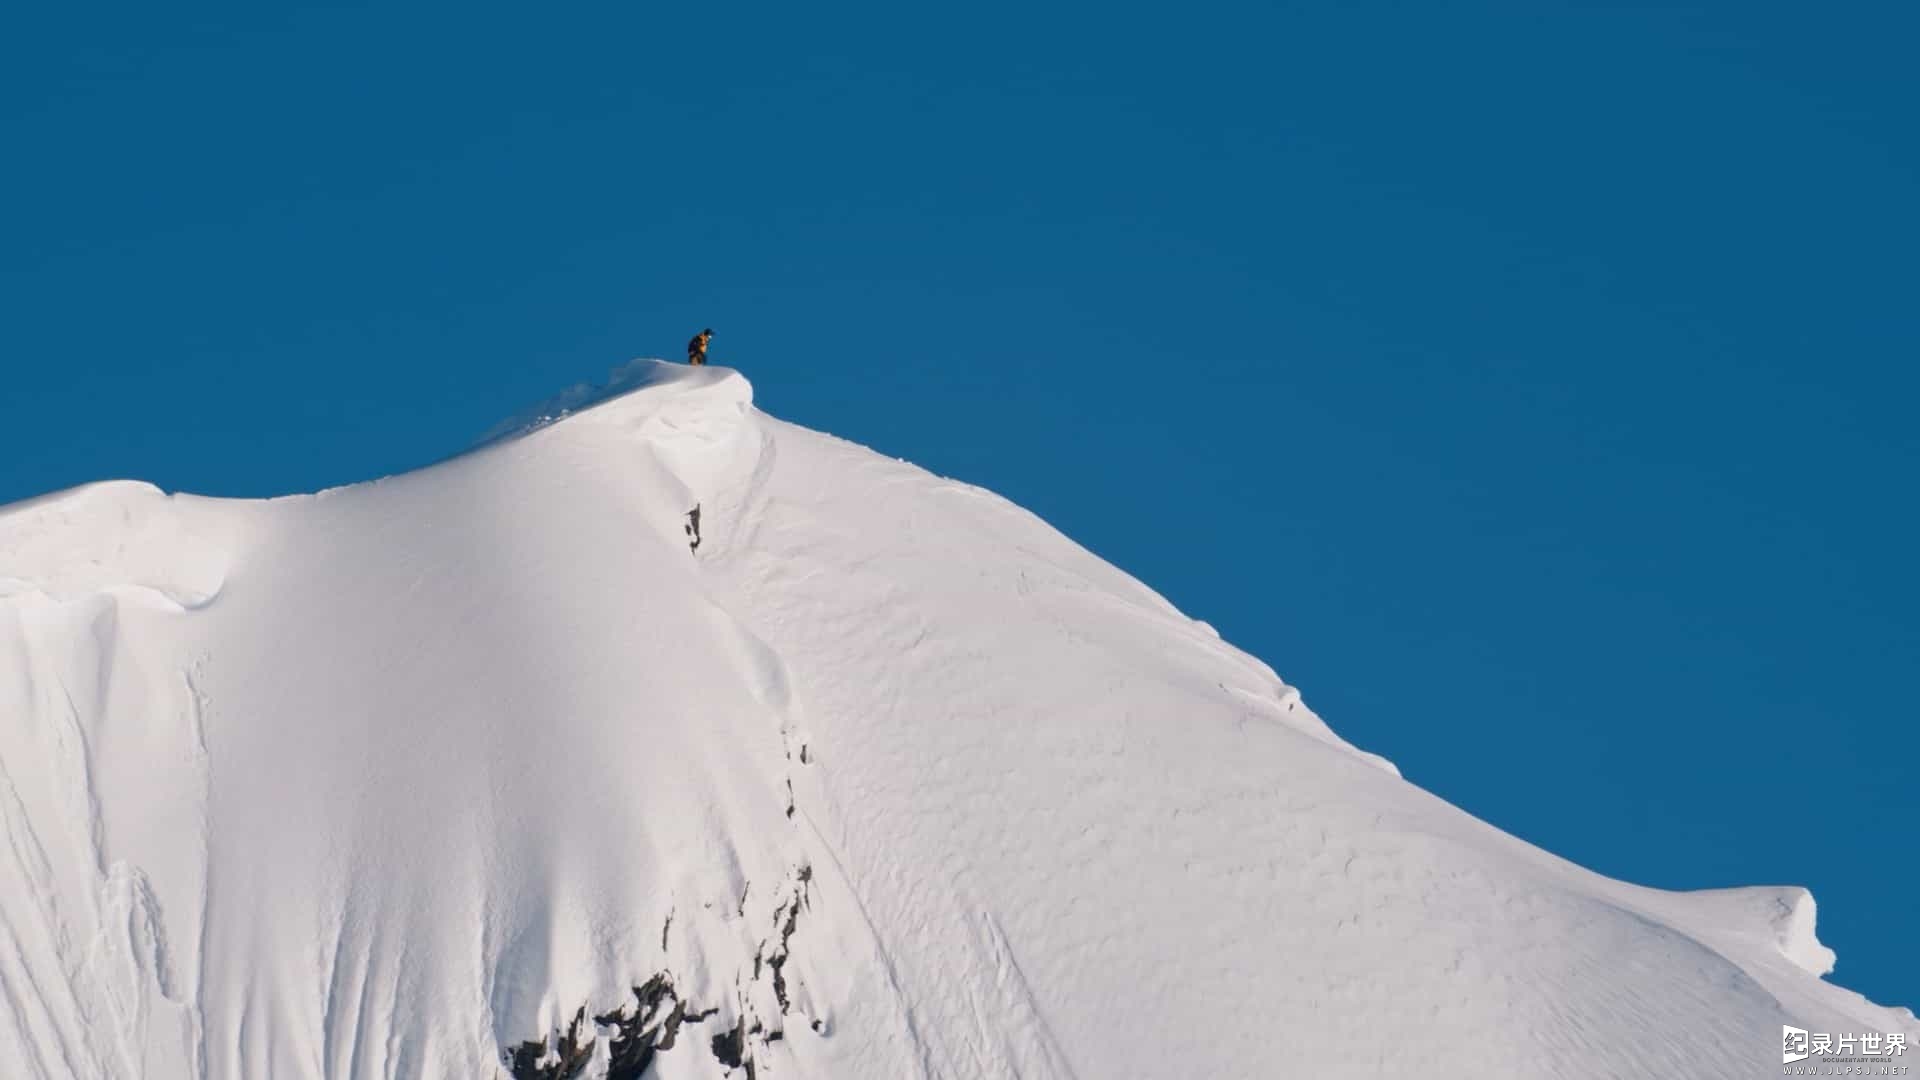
[0,481,232,609]
[0,360,1910,1078]
[0,486,219,1078]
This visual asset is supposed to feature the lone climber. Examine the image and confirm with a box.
[687,328,713,366]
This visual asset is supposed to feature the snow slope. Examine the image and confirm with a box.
[0,360,1909,1079]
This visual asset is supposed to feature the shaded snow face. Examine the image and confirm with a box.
[0,360,1911,1080]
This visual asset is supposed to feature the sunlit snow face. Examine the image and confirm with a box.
[0,362,1909,1080]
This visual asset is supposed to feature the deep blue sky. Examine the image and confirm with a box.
[4,2,1913,1006]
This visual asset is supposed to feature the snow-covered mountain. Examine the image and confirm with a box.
[1,361,1909,1079]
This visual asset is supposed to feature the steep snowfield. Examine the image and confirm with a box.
[0,361,1909,1079]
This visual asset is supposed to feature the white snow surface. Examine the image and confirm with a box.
[0,360,1909,1079]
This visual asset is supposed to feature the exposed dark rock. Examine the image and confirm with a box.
[509,973,723,1080]
[596,974,690,1080]
[505,864,819,1078]
[505,1006,594,1080]
[711,1017,747,1069]
[764,864,813,1015]
[684,505,702,552]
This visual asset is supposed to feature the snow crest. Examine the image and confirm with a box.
[0,481,231,610]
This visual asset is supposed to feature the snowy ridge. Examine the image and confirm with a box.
[0,360,1911,1079]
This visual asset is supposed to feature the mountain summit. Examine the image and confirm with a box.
[0,361,1910,1079]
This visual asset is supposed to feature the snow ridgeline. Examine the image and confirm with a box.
[0,360,1910,1079]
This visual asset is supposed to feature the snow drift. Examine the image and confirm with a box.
[0,360,1909,1079]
